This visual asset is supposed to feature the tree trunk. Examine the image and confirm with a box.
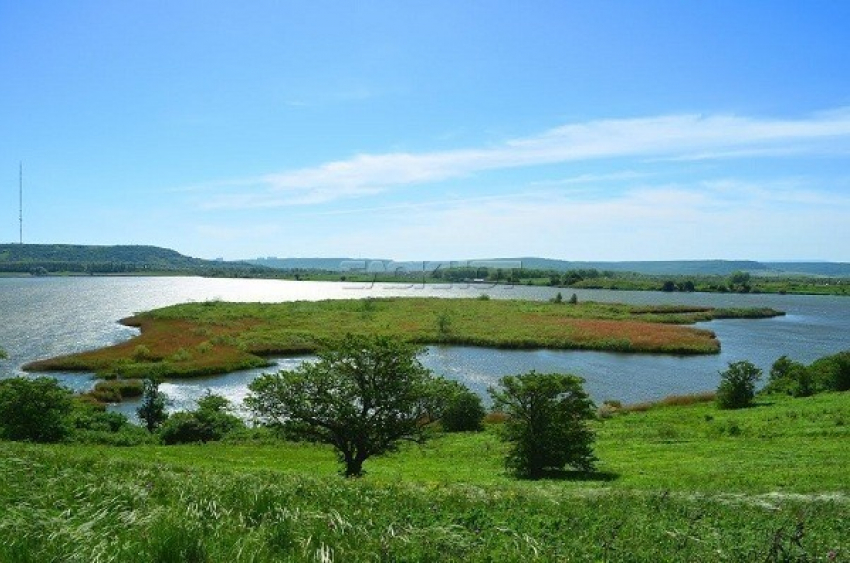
[343,449,369,478]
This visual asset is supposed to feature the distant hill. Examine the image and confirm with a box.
[246,256,850,277]
[245,257,388,271]
[0,244,263,274]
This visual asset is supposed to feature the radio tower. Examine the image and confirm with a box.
[19,162,23,244]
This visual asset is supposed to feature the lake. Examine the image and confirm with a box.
[1,276,848,417]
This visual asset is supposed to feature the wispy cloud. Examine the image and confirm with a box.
[321,180,850,261]
[199,109,850,210]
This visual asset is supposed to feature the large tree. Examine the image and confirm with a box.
[246,335,440,477]
[490,371,596,478]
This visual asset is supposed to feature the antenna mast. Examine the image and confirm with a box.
[19,162,23,244]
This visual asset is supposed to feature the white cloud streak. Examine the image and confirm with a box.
[201,109,850,209]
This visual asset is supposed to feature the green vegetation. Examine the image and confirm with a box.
[0,377,74,442]
[25,298,782,378]
[490,371,596,478]
[764,351,850,397]
[275,261,850,296]
[246,335,443,477]
[716,360,762,409]
[85,378,144,403]
[1,391,848,561]
[160,392,245,445]
[137,378,169,433]
[440,382,487,432]
[0,346,6,359]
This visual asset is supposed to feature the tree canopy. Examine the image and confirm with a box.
[246,335,442,477]
[490,371,596,478]
[0,377,73,442]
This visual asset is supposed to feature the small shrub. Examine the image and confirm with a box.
[716,361,762,410]
[436,312,453,337]
[441,389,486,432]
[132,345,153,361]
[137,379,169,433]
[170,348,193,362]
[159,392,245,444]
[88,379,144,403]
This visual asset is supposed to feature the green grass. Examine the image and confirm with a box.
[24,297,782,378]
[1,392,847,561]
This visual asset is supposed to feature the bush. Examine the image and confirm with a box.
[441,388,486,432]
[489,371,596,478]
[159,392,244,444]
[763,355,815,397]
[69,401,153,445]
[0,377,73,442]
[810,351,850,392]
[716,361,762,409]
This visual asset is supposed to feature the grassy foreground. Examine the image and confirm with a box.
[25,297,781,378]
[1,392,847,561]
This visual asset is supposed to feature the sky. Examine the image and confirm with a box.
[1,1,849,262]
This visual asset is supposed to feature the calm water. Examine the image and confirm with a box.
[1,276,848,417]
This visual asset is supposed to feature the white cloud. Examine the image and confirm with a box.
[306,180,850,261]
[198,108,850,210]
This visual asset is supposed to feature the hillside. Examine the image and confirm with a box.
[0,244,265,275]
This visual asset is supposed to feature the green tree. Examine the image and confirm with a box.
[809,350,850,392]
[716,361,762,409]
[246,335,438,477]
[137,378,168,432]
[728,271,752,293]
[763,355,813,397]
[489,371,596,479]
[0,377,73,442]
[0,346,7,359]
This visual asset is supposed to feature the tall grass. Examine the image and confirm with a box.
[0,441,846,562]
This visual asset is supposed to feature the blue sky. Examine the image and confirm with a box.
[2,1,849,261]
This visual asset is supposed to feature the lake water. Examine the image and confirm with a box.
[1,276,848,418]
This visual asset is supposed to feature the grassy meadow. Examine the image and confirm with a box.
[1,392,847,562]
[24,297,781,378]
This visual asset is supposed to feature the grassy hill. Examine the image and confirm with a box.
[1,391,847,561]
